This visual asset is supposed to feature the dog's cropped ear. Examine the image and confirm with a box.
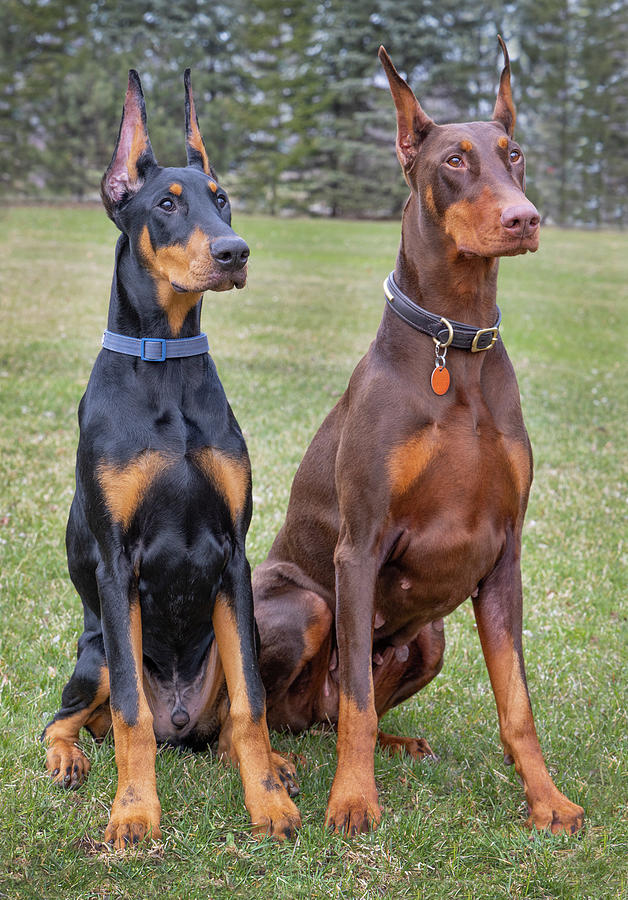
[101,70,157,222]
[184,69,214,177]
[379,46,434,171]
[492,36,516,137]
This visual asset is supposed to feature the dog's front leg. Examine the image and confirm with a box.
[325,538,381,835]
[472,533,584,834]
[97,558,161,848]
[213,546,301,840]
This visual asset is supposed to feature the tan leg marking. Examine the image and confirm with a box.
[483,634,584,835]
[105,601,161,849]
[325,692,381,835]
[85,702,112,741]
[97,451,174,531]
[193,449,250,522]
[213,595,301,839]
[192,638,226,735]
[43,667,110,789]
[218,712,300,800]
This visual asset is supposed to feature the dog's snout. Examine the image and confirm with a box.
[211,236,250,271]
[500,202,540,236]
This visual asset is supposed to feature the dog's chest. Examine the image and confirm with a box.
[379,417,530,623]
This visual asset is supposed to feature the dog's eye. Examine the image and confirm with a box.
[158,198,175,212]
[216,195,228,210]
[446,155,464,169]
[509,149,522,164]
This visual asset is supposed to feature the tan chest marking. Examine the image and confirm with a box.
[193,448,250,521]
[388,426,439,496]
[97,451,174,530]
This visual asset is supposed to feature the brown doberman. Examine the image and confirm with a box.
[253,39,585,836]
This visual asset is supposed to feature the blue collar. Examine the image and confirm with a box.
[102,329,209,362]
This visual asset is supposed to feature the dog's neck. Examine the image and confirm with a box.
[106,234,203,340]
[394,193,500,329]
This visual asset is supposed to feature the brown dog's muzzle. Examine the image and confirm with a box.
[500,201,540,250]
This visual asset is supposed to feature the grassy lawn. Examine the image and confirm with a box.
[0,207,626,899]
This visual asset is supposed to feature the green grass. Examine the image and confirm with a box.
[0,207,626,899]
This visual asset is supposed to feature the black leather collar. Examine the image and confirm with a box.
[383,272,501,352]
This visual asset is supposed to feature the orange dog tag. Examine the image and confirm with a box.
[431,365,450,395]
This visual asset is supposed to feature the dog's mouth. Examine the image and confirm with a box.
[500,232,540,255]
[458,232,539,259]
[170,266,248,294]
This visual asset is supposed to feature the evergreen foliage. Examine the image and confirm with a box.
[1,0,626,225]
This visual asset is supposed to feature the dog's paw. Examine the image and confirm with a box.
[378,731,437,760]
[104,787,162,850]
[104,816,162,850]
[45,739,90,789]
[325,793,381,836]
[248,790,302,841]
[526,796,584,836]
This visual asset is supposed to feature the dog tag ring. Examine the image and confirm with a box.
[431,333,451,395]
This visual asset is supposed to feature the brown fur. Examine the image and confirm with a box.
[252,42,583,837]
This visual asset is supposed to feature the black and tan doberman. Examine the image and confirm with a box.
[253,39,584,836]
[42,70,300,847]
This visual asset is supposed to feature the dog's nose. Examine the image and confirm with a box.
[211,236,250,271]
[500,202,540,237]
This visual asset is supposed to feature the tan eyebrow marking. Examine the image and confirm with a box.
[498,136,508,149]
[208,180,218,193]
[169,183,183,195]
[460,140,473,152]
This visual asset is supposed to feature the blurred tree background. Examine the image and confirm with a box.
[1,0,626,225]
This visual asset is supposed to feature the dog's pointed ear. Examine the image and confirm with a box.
[184,69,213,176]
[101,71,157,221]
[492,36,516,137]
[379,46,434,170]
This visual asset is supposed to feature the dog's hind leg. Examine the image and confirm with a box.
[42,608,110,789]
[373,619,445,759]
[253,568,334,732]
[43,500,111,788]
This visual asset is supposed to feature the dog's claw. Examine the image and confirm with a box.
[324,794,381,836]
[45,740,90,789]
